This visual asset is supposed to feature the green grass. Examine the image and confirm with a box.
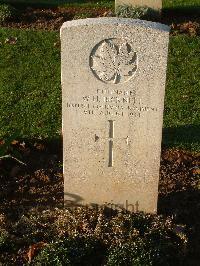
[0,0,114,8]
[0,0,199,15]
[163,35,200,151]
[164,0,200,9]
[0,28,199,151]
[0,29,61,140]
[163,0,200,15]
[0,0,200,9]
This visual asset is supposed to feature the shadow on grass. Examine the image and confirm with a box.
[0,0,69,8]
[158,189,200,265]
[162,5,200,24]
[163,5,200,16]
[162,125,200,151]
[0,0,112,8]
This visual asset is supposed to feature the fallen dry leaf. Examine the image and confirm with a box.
[5,37,18,44]
[192,167,200,175]
[162,149,193,164]
[172,21,200,36]
[0,139,5,145]
[27,242,47,263]
[102,11,114,17]
[11,140,19,145]
[34,142,45,151]
[53,40,61,48]
[19,141,26,148]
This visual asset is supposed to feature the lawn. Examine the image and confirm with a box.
[0,29,61,142]
[0,28,199,152]
[0,0,114,8]
[163,35,200,151]
[163,0,200,8]
[0,0,199,9]
[0,1,199,265]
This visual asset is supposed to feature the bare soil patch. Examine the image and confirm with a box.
[0,6,110,30]
[0,6,199,36]
[0,140,200,263]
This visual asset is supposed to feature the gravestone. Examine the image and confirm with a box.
[61,18,169,213]
[115,0,162,14]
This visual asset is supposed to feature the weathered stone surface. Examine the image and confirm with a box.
[115,0,162,11]
[61,18,169,213]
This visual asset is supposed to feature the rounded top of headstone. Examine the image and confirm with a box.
[60,17,170,33]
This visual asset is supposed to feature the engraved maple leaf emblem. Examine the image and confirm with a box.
[91,39,137,84]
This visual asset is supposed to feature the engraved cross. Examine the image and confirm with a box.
[95,120,129,167]
[108,120,114,167]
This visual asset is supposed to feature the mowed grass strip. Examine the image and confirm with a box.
[0,29,61,140]
[0,0,199,9]
[163,0,200,15]
[163,35,200,151]
[0,0,114,8]
[163,0,200,9]
[0,28,199,151]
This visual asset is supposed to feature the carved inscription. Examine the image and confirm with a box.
[90,38,137,84]
[66,88,158,118]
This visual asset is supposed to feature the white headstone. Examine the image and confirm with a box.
[61,18,169,213]
[115,0,162,13]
